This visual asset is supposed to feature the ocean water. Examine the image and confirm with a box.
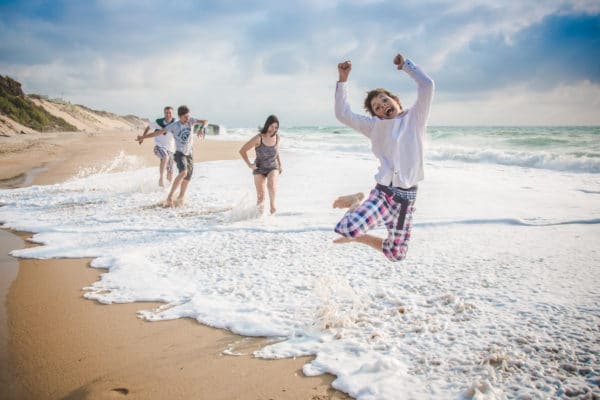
[1,126,599,399]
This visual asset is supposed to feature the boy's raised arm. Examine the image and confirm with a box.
[335,60,375,137]
[399,55,434,128]
[393,54,405,70]
[338,60,352,82]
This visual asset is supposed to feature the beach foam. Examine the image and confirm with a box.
[1,131,599,399]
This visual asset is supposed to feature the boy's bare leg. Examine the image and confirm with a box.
[164,171,186,207]
[166,156,174,183]
[174,179,190,207]
[159,157,167,187]
[333,192,364,210]
[333,233,383,252]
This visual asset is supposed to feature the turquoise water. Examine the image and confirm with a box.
[222,126,600,173]
[428,126,600,155]
[425,126,600,172]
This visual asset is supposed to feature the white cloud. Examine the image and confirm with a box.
[430,22,486,70]
[427,0,594,69]
[560,0,600,14]
[1,0,597,126]
[432,80,600,126]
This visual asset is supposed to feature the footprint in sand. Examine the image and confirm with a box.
[111,387,129,396]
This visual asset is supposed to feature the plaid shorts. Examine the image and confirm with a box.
[153,145,174,173]
[334,186,417,262]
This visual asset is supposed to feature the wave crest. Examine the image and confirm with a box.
[427,148,600,173]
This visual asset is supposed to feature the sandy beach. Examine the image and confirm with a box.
[2,3,599,397]
[2,128,599,400]
[0,130,350,400]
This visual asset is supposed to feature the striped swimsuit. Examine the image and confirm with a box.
[253,135,279,177]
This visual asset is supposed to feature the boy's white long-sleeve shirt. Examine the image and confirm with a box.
[335,59,434,189]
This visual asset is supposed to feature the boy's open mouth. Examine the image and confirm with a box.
[385,107,393,117]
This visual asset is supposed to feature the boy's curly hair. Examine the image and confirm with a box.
[364,88,401,117]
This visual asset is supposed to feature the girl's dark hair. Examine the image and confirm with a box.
[259,115,279,134]
[364,89,401,117]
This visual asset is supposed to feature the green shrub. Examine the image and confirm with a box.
[0,75,77,132]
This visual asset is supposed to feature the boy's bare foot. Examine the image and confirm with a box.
[162,198,174,208]
[159,178,165,187]
[270,206,276,214]
[333,192,364,210]
[174,197,185,207]
[333,236,355,244]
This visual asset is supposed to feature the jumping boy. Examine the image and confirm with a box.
[139,106,176,187]
[332,53,434,262]
[137,105,208,207]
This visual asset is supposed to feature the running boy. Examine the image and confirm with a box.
[333,53,434,261]
[137,105,208,207]
[139,106,176,187]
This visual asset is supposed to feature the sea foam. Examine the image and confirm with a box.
[1,137,599,399]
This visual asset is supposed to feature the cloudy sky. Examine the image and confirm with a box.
[1,0,599,127]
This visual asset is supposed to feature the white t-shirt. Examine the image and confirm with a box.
[165,117,202,156]
[150,121,175,152]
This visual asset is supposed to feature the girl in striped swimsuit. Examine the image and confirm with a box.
[239,115,283,214]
